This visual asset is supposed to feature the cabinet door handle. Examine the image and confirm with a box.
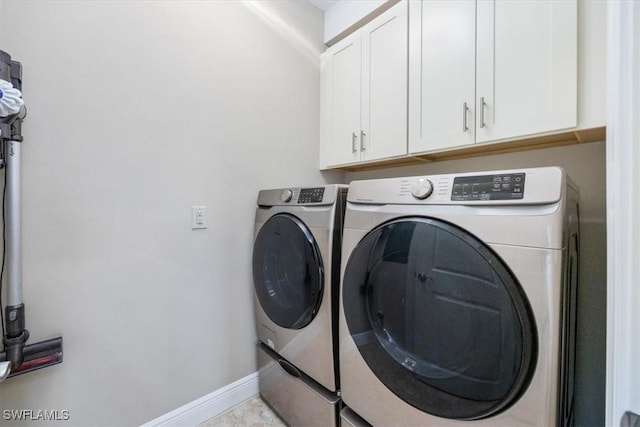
[480,97,486,128]
[352,132,358,153]
[463,102,469,132]
[360,131,366,151]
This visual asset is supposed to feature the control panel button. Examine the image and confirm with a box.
[280,189,293,203]
[411,178,434,200]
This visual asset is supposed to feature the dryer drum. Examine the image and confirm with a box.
[253,213,324,330]
[342,216,538,420]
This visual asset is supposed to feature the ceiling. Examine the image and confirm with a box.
[307,0,339,12]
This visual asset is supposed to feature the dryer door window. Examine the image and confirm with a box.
[253,213,324,330]
[342,217,537,420]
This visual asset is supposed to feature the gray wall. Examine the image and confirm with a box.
[345,141,607,426]
[0,1,341,425]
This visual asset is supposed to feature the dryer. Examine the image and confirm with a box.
[339,167,579,426]
[252,184,347,425]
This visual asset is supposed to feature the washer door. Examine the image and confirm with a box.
[253,213,324,330]
[342,217,537,420]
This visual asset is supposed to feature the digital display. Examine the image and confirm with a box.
[298,187,325,203]
[451,173,525,201]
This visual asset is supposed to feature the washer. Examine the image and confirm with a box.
[252,184,347,425]
[339,167,579,426]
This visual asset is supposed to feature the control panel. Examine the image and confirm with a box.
[451,173,525,201]
[297,187,325,203]
[347,167,563,205]
[258,185,346,207]
[278,188,325,204]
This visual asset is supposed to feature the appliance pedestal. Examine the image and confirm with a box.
[257,343,340,427]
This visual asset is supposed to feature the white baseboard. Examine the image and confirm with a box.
[141,372,259,427]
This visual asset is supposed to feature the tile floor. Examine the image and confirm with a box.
[199,396,286,427]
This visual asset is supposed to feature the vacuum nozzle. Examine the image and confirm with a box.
[0,337,63,382]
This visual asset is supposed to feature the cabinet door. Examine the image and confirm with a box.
[408,0,476,153]
[361,0,408,161]
[476,0,577,143]
[323,31,362,167]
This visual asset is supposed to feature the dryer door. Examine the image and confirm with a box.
[342,217,537,420]
[253,213,324,330]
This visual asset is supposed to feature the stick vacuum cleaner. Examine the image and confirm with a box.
[0,49,63,382]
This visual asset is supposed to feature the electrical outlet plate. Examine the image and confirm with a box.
[192,206,207,229]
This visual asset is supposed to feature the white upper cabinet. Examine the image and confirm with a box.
[362,2,408,161]
[320,0,408,168]
[476,0,577,143]
[409,0,578,154]
[408,0,476,152]
[322,32,362,167]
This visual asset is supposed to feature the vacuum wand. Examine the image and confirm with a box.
[4,138,30,370]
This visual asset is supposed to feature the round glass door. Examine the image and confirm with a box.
[342,217,537,420]
[253,213,324,330]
